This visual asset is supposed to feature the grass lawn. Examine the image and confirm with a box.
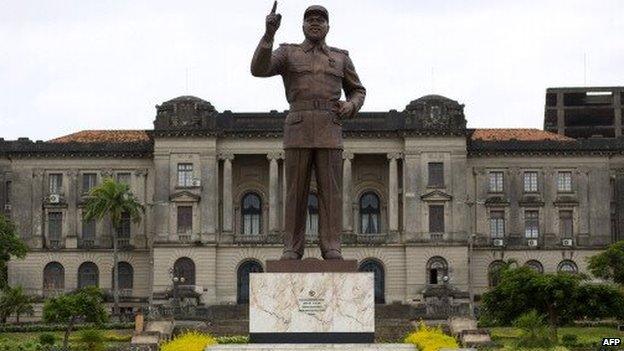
[0,329,133,349]
[490,326,624,349]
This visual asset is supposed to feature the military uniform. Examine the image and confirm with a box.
[251,30,366,259]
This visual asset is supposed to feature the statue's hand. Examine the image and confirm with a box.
[335,101,355,119]
[265,1,281,38]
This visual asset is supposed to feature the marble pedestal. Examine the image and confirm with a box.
[207,344,416,350]
[249,271,374,343]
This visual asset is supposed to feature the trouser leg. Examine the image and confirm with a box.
[283,148,313,258]
[314,148,343,258]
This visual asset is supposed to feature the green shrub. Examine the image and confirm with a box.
[0,322,133,333]
[76,329,106,351]
[216,335,249,344]
[512,310,555,349]
[404,322,459,351]
[38,332,56,346]
[561,333,578,347]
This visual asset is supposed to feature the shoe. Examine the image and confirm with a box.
[323,250,343,260]
[280,251,301,260]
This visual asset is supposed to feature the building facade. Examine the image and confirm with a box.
[2,92,623,315]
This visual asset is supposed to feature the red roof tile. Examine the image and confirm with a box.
[49,130,150,143]
[471,129,573,142]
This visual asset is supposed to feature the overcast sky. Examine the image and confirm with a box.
[1,0,622,141]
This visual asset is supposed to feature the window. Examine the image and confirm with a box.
[43,262,64,294]
[177,163,194,187]
[489,211,505,238]
[4,181,11,205]
[523,171,538,192]
[242,193,262,235]
[306,194,319,236]
[177,206,193,234]
[78,262,99,288]
[557,172,572,192]
[173,257,195,285]
[113,262,133,291]
[360,192,380,234]
[559,210,573,238]
[81,216,96,246]
[117,212,131,242]
[237,260,263,304]
[429,205,444,233]
[488,261,505,287]
[524,211,539,238]
[557,260,578,273]
[82,173,97,193]
[488,172,504,192]
[48,212,63,245]
[427,256,448,285]
[428,162,444,187]
[49,173,63,194]
[525,260,543,273]
[116,172,131,185]
[359,259,385,304]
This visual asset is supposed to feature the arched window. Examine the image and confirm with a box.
[525,260,544,273]
[237,260,263,304]
[358,259,385,304]
[112,262,133,291]
[43,262,65,294]
[78,262,99,288]
[557,260,578,273]
[488,260,505,287]
[173,257,196,285]
[360,192,380,234]
[242,193,262,235]
[427,256,448,285]
[306,194,319,236]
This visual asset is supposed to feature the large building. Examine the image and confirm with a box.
[2,90,623,316]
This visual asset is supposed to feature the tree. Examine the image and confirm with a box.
[587,240,624,285]
[0,213,28,290]
[480,265,624,338]
[0,286,34,324]
[83,178,144,319]
[42,286,108,348]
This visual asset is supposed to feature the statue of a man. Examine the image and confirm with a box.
[251,2,366,260]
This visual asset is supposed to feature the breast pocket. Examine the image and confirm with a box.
[288,63,312,74]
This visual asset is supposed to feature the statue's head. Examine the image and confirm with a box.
[302,5,329,42]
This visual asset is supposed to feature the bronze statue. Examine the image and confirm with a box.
[251,2,366,260]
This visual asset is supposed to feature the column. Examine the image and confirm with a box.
[31,170,44,248]
[387,153,401,232]
[220,153,234,232]
[267,152,282,233]
[556,92,565,135]
[65,170,78,249]
[342,152,354,232]
[200,154,218,237]
[134,169,148,248]
[614,90,622,137]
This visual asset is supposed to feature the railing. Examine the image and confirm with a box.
[48,239,63,250]
[116,238,131,248]
[177,234,192,243]
[43,288,65,297]
[78,238,96,249]
[233,234,281,244]
[404,232,468,244]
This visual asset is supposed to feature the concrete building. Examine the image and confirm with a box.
[1,92,622,317]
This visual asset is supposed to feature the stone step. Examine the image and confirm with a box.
[206,344,415,351]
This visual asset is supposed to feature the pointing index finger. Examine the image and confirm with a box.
[270,1,277,14]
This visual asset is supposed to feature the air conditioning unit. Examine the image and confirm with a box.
[192,178,201,187]
[527,239,538,247]
[3,204,11,211]
[562,238,573,247]
[48,194,61,203]
[492,238,505,247]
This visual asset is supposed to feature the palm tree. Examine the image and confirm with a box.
[83,178,144,319]
[0,286,33,323]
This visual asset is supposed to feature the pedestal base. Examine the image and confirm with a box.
[207,344,415,350]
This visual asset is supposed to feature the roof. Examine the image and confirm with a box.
[49,130,151,143]
[470,128,573,142]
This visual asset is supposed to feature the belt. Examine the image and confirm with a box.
[289,100,337,112]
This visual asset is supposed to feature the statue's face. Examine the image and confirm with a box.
[303,13,329,42]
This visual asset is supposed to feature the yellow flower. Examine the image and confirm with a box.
[160,331,217,351]
[404,322,459,351]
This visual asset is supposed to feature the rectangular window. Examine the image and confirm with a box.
[559,210,573,238]
[429,205,445,233]
[117,212,131,238]
[82,217,96,241]
[177,163,194,187]
[48,212,63,241]
[49,174,63,194]
[116,172,131,185]
[4,181,11,205]
[177,206,193,234]
[490,211,505,238]
[523,171,538,192]
[557,172,572,192]
[82,173,97,193]
[428,162,444,187]
[524,210,539,238]
[489,172,504,192]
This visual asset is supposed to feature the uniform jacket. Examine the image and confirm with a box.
[251,37,366,148]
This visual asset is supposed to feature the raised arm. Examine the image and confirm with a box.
[250,1,286,77]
